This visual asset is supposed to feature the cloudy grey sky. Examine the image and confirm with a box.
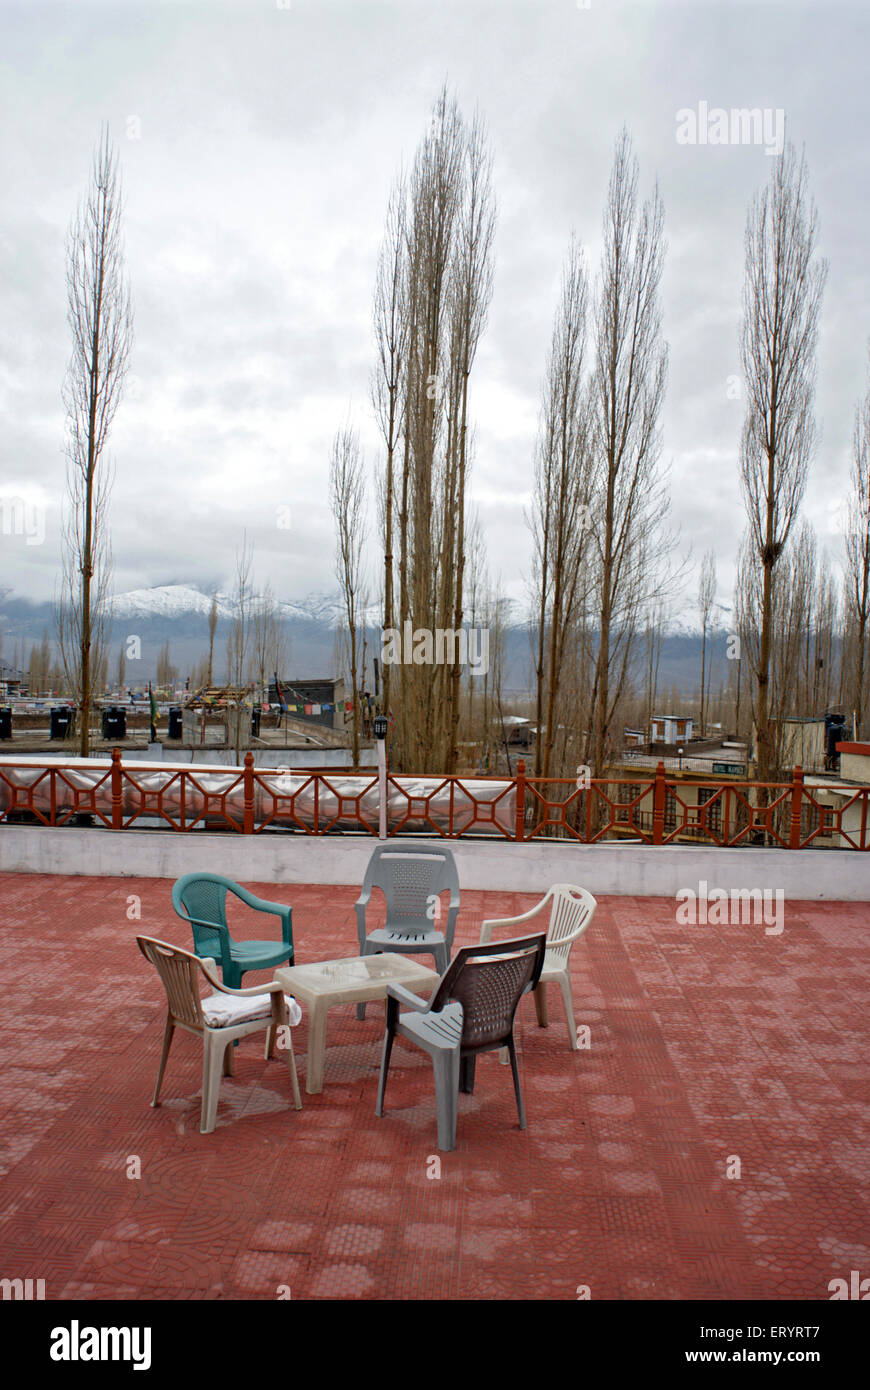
[1,0,868,624]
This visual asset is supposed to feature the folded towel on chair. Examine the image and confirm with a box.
[201,991,302,1028]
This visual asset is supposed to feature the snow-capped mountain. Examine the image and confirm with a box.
[2,582,729,695]
[108,585,348,627]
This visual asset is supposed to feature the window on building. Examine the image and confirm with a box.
[616,782,642,825]
[693,787,723,835]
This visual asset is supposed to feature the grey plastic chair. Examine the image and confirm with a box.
[354,843,460,1019]
[375,932,547,1152]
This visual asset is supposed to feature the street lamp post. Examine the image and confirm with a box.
[373,714,389,840]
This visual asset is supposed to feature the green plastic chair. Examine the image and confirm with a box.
[171,872,293,990]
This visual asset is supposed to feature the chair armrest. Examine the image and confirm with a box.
[198,960,290,998]
[228,887,294,953]
[355,887,373,948]
[233,886,289,917]
[186,915,234,975]
[385,982,431,1013]
[444,900,460,952]
[480,897,547,941]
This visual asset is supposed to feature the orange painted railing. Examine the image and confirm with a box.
[0,753,867,849]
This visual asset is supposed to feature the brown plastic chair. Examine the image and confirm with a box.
[375,933,546,1152]
[137,935,302,1134]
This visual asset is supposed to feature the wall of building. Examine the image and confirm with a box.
[2,826,868,899]
[838,746,870,783]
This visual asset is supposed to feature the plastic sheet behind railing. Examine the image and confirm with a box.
[120,763,246,829]
[0,759,516,837]
[0,759,243,829]
[254,770,515,836]
[0,758,114,826]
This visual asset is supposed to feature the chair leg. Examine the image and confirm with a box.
[228,965,243,1047]
[375,1025,396,1117]
[459,1054,476,1094]
[305,1001,328,1095]
[201,1032,224,1134]
[223,1041,235,1076]
[534,982,549,1027]
[433,942,449,975]
[507,1037,527,1130]
[151,1015,175,1106]
[264,1023,276,1060]
[432,1047,461,1152]
[282,1028,302,1111]
[356,944,381,1020]
[559,972,579,1050]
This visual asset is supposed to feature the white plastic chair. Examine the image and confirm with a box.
[137,935,303,1133]
[479,884,597,1054]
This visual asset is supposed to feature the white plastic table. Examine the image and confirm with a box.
[275,954,440,1094]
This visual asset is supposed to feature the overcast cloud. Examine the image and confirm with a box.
[1,0,868,627]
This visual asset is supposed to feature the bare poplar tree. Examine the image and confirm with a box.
[226,534,254,760]
[250,581,287,708]
[697,550,717,736]
[207,592,219,687]
[376,87,495,774]
[587,128,670,777]
[739,141,827,784]
[441,109,496,770]
[330,425,367,765]
[812,566,838,713]
[157,640,176,690]
[844,354,870,737]
[738,521,819,774]
[529,234,593,778]
[464,509,487,750]
[372,177,408,726]
[793,527,838,716]
[28,631,52,695]
[56,126,133,755]
[399,89,464,774]
[642,598,667,746]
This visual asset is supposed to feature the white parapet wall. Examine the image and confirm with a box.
[1,825,869,899]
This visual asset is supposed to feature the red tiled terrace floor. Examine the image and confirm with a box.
[1,872,868,1300]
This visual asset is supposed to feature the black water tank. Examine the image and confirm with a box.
[251,705,262,738]
[101,706,127,739]
[825,712,847,764]
[168,706,183,739]
[50,707,73,740]
[0,707,11,740]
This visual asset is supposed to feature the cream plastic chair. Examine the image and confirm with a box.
[137,936,302,1134]
[480,884,597,1054]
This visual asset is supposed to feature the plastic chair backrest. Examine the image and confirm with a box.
[366,844,459,935]
[430,933,546,1049]
[138,936,206,1029]
[546,885,597,965]
[173,875,229,957]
